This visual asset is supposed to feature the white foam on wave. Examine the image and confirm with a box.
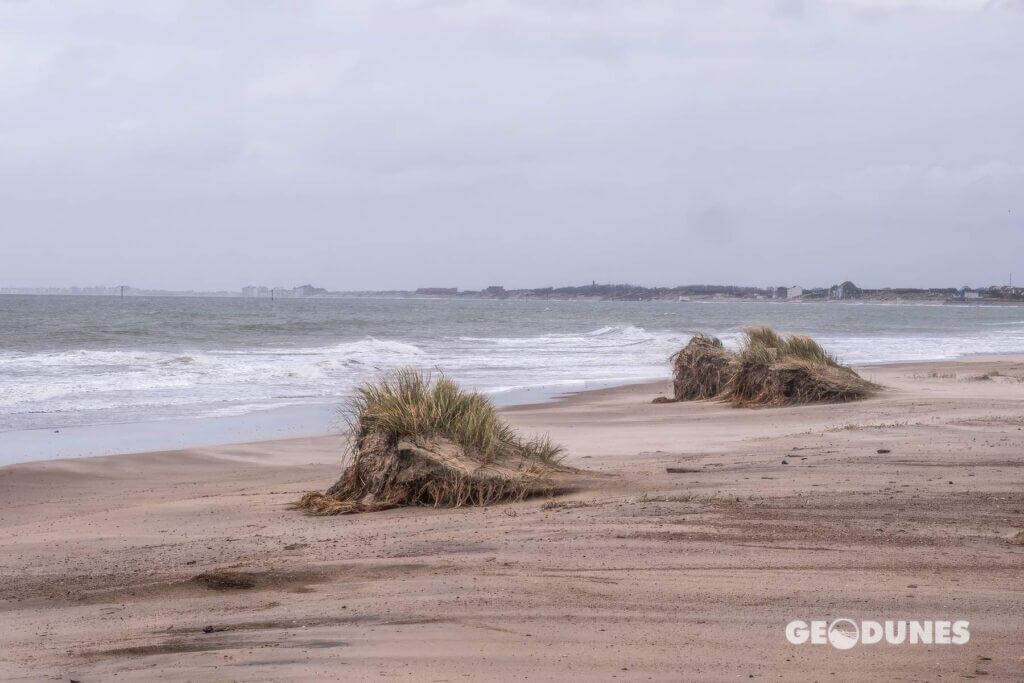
[4,323,1024,431]
[457,324,659,349]
[0,337,428,427]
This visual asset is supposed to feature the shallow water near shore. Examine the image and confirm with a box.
[0,379,624,464]
[3,294,1024,462]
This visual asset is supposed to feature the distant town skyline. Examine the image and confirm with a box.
[2,277,1020,300]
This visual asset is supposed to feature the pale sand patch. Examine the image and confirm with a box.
[1,357,1023,679]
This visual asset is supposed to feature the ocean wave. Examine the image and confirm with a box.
[4,319,1024,432]
[0,337,428,420]
[458,324,673,349]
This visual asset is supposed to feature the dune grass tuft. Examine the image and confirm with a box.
[295,369,566,515]
[344,368,562,464]
[742,325,839,367]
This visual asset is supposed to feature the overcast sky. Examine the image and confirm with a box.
[1,1,1021,291]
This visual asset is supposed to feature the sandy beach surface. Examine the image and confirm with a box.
[1,357,1023,681]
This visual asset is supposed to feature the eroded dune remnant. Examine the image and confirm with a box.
[296,369,567,515]
[668,326,877,408]
[670,334,734,400]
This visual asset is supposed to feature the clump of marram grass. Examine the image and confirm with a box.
[295,369,568,515]
[721,326,876,407]
[670,334,734,401]
[663,326,877,408]
[742,325,840,367]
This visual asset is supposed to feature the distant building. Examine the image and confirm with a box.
[786,286,803,299]
[829,280,861,300]
[293,284,327,297]
[242,286,259,297]
[964,289,980,300]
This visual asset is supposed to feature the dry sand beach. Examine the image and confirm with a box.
[1,357,1023,680]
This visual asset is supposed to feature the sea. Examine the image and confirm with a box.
[3,294,1024,463]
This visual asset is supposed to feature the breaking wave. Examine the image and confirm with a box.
[3,320,1024,432]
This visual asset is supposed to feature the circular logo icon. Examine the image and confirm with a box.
[828,619,860,650]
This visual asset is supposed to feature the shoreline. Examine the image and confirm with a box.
[7,352,1024,467]
[0,377,659,466]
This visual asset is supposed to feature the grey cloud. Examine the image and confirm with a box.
[0,1,1021,290]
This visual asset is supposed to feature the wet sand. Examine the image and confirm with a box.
[1,357,1023,680]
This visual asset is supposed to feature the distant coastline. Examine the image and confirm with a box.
[4,280,1023,304]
